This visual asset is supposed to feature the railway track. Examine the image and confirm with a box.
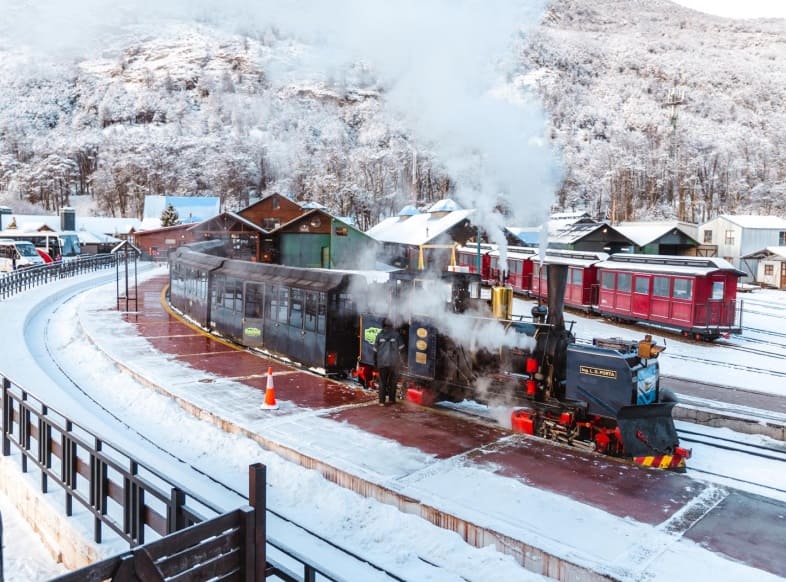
[677,426,786,498]
[34,283,439,581]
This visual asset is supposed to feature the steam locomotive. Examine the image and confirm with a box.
[357,264,690,471]
[169,242,689,471]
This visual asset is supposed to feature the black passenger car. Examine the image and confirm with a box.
[170,242,371,374]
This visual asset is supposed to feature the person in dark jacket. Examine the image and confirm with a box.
[374,318,404,405]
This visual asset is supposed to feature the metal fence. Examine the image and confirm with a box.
[0,254,117,300]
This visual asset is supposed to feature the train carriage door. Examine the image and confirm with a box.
[708,277,725,325]
[242,282,265,347]
[632,274,651,318]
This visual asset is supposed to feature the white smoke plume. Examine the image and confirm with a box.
[2,0,559,245]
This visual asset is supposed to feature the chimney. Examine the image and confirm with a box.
[60,207,76,231]
[0,206,11,231]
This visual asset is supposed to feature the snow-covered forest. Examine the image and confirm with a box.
[0,0,784,229]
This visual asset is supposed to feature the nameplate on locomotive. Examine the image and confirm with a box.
[579,365,617,379]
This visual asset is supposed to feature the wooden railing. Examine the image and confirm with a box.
[52,463,267,582]
[2,378,220,546]
[0,253,117,300]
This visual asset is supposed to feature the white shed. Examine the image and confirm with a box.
[741,247,786,289]
[698,215,786,281]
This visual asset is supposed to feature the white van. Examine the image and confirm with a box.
[0,240,46,272]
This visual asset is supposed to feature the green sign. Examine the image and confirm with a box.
[245,327,262,338]
[364,326,382,345]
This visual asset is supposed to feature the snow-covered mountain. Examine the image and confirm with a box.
[0,0,784,228]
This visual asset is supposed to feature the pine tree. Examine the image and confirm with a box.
[160,203,180,227]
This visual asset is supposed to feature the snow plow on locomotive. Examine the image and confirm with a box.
[358,264,691,471]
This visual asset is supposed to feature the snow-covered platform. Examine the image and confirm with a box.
[78,275,786,581]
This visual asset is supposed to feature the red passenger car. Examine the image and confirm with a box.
[530,250,608,311]
[456,244,493,283]
[487,246,537,292]
[595,254,745,340]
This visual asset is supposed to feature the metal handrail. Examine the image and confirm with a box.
[0,254,117,300]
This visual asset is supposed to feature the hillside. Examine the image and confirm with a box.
[0,0,784,230]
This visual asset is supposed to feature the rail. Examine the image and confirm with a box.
[0,254,117,300]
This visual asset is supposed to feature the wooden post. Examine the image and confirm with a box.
[1,378,10,457]
[248,463,266,582]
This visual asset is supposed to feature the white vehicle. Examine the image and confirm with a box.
[0,230,81,260]
[0,240,46,272]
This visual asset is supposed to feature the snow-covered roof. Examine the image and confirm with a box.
[143,195,220,223]
[540,249,609,267]
[741,246,786,260]
[426,198,462,213]
[506,227,542,246]
[614,221,698,247]
[366,208,475,246]
[2,213,141,236]
[717,215,786,229]
[397,205,421,217]
[77,231,123,245]
[302,201,327,210]
[549,222,609,245]
[597,254,745,276]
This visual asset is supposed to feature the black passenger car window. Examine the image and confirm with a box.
[290,288,303,328]
[245,283,264,318]
[318,292,327,333]
[304,292,317,332]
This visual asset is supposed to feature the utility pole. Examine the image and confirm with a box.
[666,88,685,221]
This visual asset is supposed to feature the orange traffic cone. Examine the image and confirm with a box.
[260,366,279,410]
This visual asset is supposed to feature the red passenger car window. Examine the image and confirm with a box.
[673,279,693,300]
[653,276,670,297]
[711,281,724,300]
[634,277,649,294]
[601,272,615,289]
[617,273,632,292]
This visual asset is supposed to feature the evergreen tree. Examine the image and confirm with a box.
[160,203,180,227]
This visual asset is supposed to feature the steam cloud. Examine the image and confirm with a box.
[2,0,559,254]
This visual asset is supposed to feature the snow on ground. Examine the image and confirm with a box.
[2,269,786,581]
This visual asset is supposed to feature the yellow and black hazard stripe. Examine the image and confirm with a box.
[633,455,687,470]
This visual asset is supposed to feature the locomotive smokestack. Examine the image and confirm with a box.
[546,264,567,329]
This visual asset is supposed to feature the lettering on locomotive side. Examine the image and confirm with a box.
[579,365,617,379]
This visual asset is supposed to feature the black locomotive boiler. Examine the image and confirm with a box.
[357,264,690,471]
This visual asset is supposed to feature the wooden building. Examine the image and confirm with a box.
[132,224,195,260]
[277,210,379,269]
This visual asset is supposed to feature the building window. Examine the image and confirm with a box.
[724,230,735,245]
[765,264,774,276]
[272,197,280,209]
[703,230,713,244]
[335,226,349,236]
[263,218,280,230]
[779,231,786,245]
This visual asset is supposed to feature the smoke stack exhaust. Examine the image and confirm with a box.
[546,264,567,330]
